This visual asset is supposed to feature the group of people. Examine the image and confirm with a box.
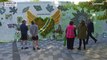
[65,19,97,50]
[20,20,40,50]
[19,19,97,51]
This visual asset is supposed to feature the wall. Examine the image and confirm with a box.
[0,2,107,42]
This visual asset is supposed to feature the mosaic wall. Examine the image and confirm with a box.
[0,2,107,42]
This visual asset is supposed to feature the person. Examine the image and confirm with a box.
[20,20,28,49]
[30,21,40,50]
[65,21,76,50]
[77,20,87,50]
[86,19,97,44]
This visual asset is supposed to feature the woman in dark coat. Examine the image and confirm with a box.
[78,20,87,50]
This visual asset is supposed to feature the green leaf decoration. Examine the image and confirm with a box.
[72,9,89,26]
[17,16,23,24]
[34,17,54,37]
[33,5,42,11]
[22,6,29,13]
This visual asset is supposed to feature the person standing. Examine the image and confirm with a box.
[78,20,87,50]
[65,21,76,50]
[30,21,40,50]
[86,19,97,44]
[20,20,28,49]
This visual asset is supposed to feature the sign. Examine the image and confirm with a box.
[4,2,17,7]
[92,2,104,5]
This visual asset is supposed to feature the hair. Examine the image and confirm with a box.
[22,20,26,24]
[69,21,74,25]
[31,21,34,25]
[80,20,85,26]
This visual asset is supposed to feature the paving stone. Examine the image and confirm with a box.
[48,56,53,60]
[0,37,107,60]
[58,58,64,60]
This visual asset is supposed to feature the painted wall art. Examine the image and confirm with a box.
[9,7,17,14]
[22,6,30,13]
[7,24,17,28]
[0,7,6,14]
[46,4,54,12]
[5,14,12,20]
[33,5,42,11]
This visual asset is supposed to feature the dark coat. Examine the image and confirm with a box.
[87,22,94,33]
[20,24,28,35]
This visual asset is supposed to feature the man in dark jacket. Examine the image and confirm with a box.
[86,19,97,44]
[20,20,28,49]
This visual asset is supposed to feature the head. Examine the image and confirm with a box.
[31,21,34,25]
[69,21,74,25]
[22,20,26,24]
[80,20,85,26]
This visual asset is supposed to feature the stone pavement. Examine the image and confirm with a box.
[0,35,107,60]
[0,42,12,60]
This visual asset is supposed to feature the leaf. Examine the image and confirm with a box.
[22,6,29,13]
[33,5,42,11]
[9,7,17,14]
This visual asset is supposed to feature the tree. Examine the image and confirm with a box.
[0,0,9,2]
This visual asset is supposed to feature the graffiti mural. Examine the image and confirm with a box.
[5,14,12,20]
[9,7,17,14]
[46,4,54,12]
[33,5,42,11]
[72,9,89,26]
[0,2,106,42]
[22,6,30,13]
[0,7,6,14]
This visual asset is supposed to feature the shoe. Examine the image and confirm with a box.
[24,47,29,49]
[21,47,23,49]
[37,47,40,50]
[78,48,81,50]
[95,40,97,43]
[84,48,86,50]
[33,47,35,50]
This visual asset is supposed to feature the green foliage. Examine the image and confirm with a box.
[93,0,106,3]
[58,2,73,11]
[59,2,107,20]
[0,0,8,2]
[78,2,107,20]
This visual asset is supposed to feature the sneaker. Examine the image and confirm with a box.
[84,48,86,50]
[37,47,40,50]
[95,40,97,43]
[21,47,23,49]
[24,47,29,49]
[78,48,81,50]
[33,47,35,50]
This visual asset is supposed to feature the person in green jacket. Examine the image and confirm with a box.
[77,20,87,50]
